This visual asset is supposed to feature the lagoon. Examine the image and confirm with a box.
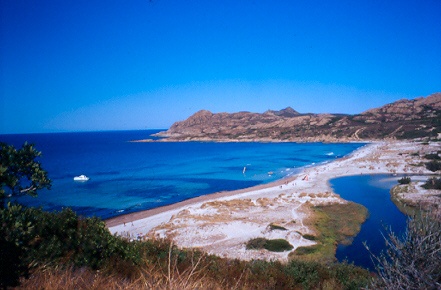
[331,175,408,270]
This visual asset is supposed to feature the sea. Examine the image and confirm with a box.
[1,130,364,220]
[2,130,409,269]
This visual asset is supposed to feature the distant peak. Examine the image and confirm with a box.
[192,110,213,117]
[195,109,212,114]
[266,107,300,117]
[280,107,300,114]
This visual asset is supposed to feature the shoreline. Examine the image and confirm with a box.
[105,172,300,228]
[107,140,439,261]
[106,142,369,228]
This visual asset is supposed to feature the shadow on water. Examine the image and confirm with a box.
[330,174,408,271]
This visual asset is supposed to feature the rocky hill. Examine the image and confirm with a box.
[154,93,441,142]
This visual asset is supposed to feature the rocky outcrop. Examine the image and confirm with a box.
[154,93,441,142]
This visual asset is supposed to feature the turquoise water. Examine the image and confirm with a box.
[331,175,408,270]
[1,130,365,219]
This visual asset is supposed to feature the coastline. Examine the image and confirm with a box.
[107,140,439,262]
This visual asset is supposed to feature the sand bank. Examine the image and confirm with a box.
[107,140,439,261]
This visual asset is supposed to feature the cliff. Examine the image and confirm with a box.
[155,93,441,142]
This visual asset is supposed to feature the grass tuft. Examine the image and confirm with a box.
[246,238,293,252]
[268,223,288,231]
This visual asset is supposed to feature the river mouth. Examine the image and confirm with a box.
[330,174,408,270]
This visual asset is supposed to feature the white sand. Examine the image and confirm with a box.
[108,140,439,261]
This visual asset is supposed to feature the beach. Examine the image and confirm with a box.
[107,140,440,261]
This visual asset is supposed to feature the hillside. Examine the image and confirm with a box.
[154,93,441,142]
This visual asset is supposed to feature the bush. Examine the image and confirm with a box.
[294,245,321,255]
[269,223,287,231]
[284,260,371,290]
[366,212,441,289]
[0,204,143,288]
[284,260,320,289]
[424,153,441,160]
[398,176,411,184]
[246,238,293,252]
[302,234,317,241]
[245,237,267,250]
[425,160,441,172]
[265,239,294,252]
[422,177,441,190]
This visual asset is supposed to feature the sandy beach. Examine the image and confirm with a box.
[107,140,440,261]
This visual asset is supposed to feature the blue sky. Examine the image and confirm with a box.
[1,0,440,134]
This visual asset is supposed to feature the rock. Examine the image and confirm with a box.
[156,93,441,142]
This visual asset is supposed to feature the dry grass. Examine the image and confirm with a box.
[17,265,224,290]
[18,244,226,290]
[14,240,373,290]
[202,199,255,211]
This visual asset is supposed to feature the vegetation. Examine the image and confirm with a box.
[246,237,294,252]
[294,244,321,256]
[0,204,141,288]
[0,204,374,289]
[290,202,368,263]
[425,160,441,172]
[0,142,51,209]
[424,153,441,160]
[398,176,411,184]
[269,223,288,231]
[301,234,317,241]
[422,177,441,190]
[366,212,441,289]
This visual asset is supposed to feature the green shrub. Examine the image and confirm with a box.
[284,260,321,289]
[424,153,441,160]
[422,177,441,190]
[269,223,287,231]
[425,160,441,172]
[0,204,36,288]
[294,245,321,255]
[302,234,317,240]
[246,238,293,252]
[246,237,267,250]
[330,261,372,289]
[398,176,411,184]
[265,239,294,252]
[0,204,143,288]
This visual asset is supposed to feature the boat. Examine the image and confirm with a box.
[74,175,89,181]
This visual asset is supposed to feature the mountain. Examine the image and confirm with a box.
[154,93,441,142]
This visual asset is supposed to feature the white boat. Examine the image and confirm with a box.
[74,175,89,181]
